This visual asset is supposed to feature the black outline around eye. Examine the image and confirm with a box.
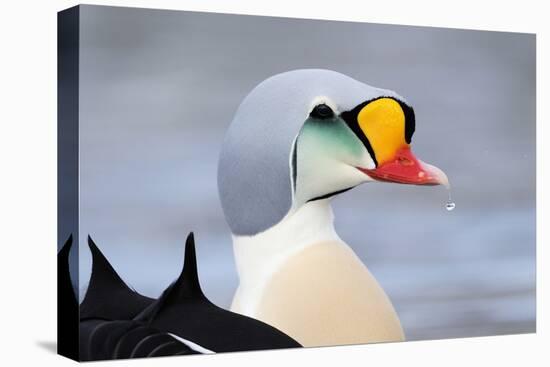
[310,103,335,119]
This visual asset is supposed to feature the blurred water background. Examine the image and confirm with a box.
[74,5,535,341]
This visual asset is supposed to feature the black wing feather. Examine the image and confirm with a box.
[80,236,154,321]
[74,232,300,361]
[136,232,301,352]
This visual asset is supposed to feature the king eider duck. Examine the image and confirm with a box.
[58,234,300,361]
[218,69,448,347]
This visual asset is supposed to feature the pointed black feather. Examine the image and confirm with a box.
[134,233,205,323]
[180,232,204,297]
[58,234,77,306]
[136,232,301,352]
[80,236,154,321]
[57,235,79,359]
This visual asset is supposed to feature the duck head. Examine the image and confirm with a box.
[218,69,448,236]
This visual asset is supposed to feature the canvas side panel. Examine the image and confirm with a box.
[57,5,80,361]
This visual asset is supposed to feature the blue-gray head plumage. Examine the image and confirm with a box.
[217,69,404,236]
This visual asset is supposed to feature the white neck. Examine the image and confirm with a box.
[231,199,343,315]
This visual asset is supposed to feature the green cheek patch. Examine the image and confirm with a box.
[300,117,366,161]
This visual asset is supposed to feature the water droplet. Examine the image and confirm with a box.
[445,185,455,211]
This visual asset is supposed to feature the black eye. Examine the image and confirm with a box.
[310,103,334,119]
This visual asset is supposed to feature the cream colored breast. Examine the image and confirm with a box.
[253,241,405,347]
